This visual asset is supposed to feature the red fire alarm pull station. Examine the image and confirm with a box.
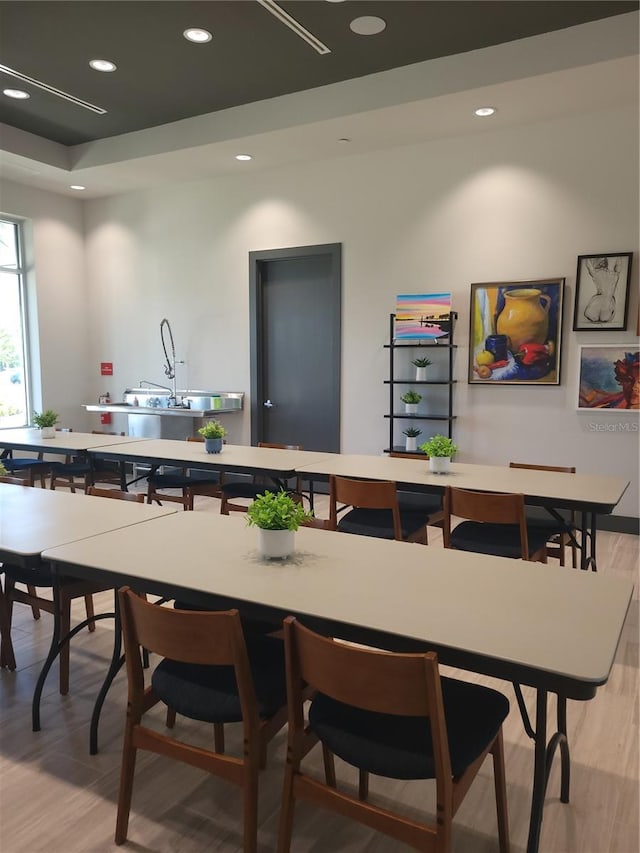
[101,362,113,376]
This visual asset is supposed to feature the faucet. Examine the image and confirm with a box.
[139,379,172,393]
[160,318,184,406]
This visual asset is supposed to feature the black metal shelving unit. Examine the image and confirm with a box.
[384,311,457,455]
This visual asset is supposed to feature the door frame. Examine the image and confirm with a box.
[249,243,342,446]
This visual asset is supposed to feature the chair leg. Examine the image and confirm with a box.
[220,496,230,515]
[27,585,41,620]
[214,722,225,754]
[492,728,510,853]
[115,720,138,845]
[84,594,96,633]
[0,582,17,671]
[166,707,176,728]
[358,769,369,801]
[243,760,259,853]
[277,762,297,853]
[322,744,336,787]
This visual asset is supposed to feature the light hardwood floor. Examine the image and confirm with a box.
[0,493,638,853]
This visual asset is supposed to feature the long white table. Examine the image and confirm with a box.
[0,428,148,455]
[0,483,176,739]
[294,453,630,570]
[43,512,633,853]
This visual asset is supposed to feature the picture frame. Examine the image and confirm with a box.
[468,278,564,385]
[573,252,633,331]
[577,344,639,411]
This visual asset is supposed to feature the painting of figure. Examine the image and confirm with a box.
[573,252,633,331]
[578,345,640,411]
[468,279,564,385]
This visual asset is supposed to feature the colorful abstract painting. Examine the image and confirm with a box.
[468,279,564,385]
[394,293,451,340]
[577,345,640,411]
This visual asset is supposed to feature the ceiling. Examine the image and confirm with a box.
[0,1,638,197]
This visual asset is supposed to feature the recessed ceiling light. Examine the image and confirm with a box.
[89,59,117,72]
[183,28,212,43]
[235,154,252,161]
[70,185,86,190]
[350,16,386,35]
[474,107,496,117]
[3,88,30,99]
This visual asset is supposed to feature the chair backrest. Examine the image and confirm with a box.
[0,475,31,486]
[388,451,428,460]
[443,486,529,557]
[118,587,260,726]
[87,486,144,503]
[91,430,126,436]
[329,475,402,538]
[258,442,303,451]
[509,462,576,474]
[186,436,204,442]
[283,616,452,774]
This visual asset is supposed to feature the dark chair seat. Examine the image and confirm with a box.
[148,471,220,489]
[152,635,287,722]
[309,676,509,780]
[49,459,90,476]
[2,457,48,472]
[1,563,54,588]
[450,521,551,559]
[220,481,279,500]
[173,600,281,637]
[338,506,430,540]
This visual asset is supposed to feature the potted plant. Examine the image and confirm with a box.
[402,426,422,452]
[400,389,422,414]
[0,460,7,477]
[246,489,313,559]
[412,356,432,381]
[32,409,59,438]
[419,434,458,475]
[197,420,227,453]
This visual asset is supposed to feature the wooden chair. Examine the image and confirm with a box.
[50,430,126,493]
[443,487,549,561]
[220,442,304,516]
[277,616,510,853]
[0,449,49,486]
[509,462,578,568]
[115,587,289,852]
[146,436,221,510]
[329,474,433,544]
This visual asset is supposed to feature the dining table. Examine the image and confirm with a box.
[41,510,633,853]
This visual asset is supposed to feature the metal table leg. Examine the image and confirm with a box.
[89,588,124,755]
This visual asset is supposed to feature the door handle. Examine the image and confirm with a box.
[263,399,274,408]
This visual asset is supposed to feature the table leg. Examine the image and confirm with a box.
[580,511,598,571]
[0,580,17,671]
[90,588,123,755]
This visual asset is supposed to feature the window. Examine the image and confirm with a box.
[0,217,30,428]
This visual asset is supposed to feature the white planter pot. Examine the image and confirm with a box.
[415,366,427,381]
[40,427,56,439]
[429,456,451,475]
[257,528,294,559]
[404,403,418,415]
[405,436,418,452]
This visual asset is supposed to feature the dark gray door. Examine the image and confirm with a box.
[250,244,341,452]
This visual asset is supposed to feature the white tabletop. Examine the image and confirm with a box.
[294,454,629,512]
[91,440,331,474]
[0,428,149,453]
[42,512,633,696]
[0,482,175,563]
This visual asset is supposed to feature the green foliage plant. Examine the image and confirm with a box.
[400,390,422,405]
[419,434,458,458]
[402,426,422,437]
[32,409,59,428]
[411,357,432,368]
[197,420,227,439]
[0,460,7,476]
[246,489,313,531]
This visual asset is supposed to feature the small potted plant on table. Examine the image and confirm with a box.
[247,489,313,559]
[402,426,422,452]
[412,356,432,381]
[32,409,59,439]
[197,419,226,453]
[400,389,422,414]
[419,434,458,475]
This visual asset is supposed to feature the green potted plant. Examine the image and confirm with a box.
[411,356,432,381]
[32,409,59,438]
[197,419,227,453]
[246,489,313,559]
[402,425,422,452]
[400,389,422,414]
[419,434,458,475]
[0,460,8,477]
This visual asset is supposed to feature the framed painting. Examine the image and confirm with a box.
[468,278,564,385]
[577,345,639,411]
[573,252,633,331]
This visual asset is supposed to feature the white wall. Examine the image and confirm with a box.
[2,104,638,517]
[0,180,87,427]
